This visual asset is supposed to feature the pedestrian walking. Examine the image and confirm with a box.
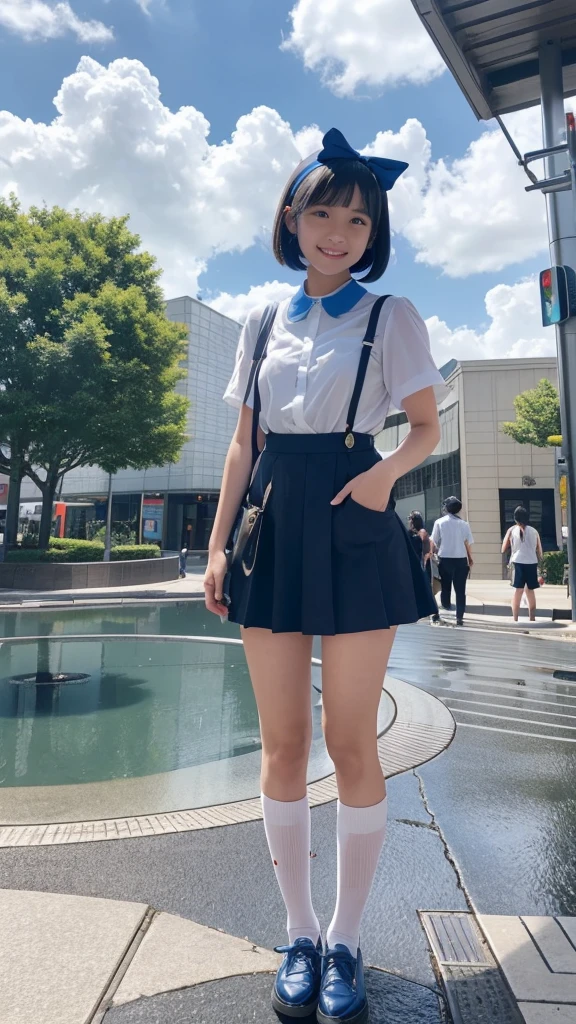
[178,546,188,578]
[501,506,543,622]
[407,510,430,572]
[203,128,446,1024]
[430,496,474,626]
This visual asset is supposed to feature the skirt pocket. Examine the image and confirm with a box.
[332,496,395,551]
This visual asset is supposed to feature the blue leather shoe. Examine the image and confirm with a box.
[317,944,368,1024]
[271,936,322,1017]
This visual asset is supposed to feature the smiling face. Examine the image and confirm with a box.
[285,185,372,280]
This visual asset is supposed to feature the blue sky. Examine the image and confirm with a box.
[0,0,555,358]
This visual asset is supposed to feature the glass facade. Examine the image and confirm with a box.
[376,401,461,533]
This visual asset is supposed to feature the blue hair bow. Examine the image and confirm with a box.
[289,127,408,196]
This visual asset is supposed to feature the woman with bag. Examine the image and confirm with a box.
[203,128,446,1024]
[502,506,543,622]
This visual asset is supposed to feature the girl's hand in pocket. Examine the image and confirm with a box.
[331,463,396,512]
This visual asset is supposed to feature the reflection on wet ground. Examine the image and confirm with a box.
[391,622,576,919]
[390,625,576,744]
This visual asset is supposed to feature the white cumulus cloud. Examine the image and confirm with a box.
[426,278,555,363]
[208,281,299,323]
[0,0,114,42]
[402,109,548,277]
[0,57,554,298]
[282,0,445,97]
[0,57,317,296]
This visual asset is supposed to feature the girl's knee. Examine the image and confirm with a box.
[324,738,375,779]
[263,736,311,774]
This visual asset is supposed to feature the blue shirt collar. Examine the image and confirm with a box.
[287,279,367,322]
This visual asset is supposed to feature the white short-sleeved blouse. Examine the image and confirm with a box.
[223,282,449,436]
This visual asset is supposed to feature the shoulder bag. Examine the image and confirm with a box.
[224,303,278,586]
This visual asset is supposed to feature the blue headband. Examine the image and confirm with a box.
[289,127,408,198]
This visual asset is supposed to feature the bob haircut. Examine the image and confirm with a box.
[272,159,390,283]
[514,505,529,526]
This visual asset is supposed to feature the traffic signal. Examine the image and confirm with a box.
[539,265,576,326]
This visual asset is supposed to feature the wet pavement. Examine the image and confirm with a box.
[1,618,576,1022]
[391,625,576,919]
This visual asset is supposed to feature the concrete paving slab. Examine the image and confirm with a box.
[478,915,576,1004]
[560,919,576,947]
[104,966,444,1024]
[522,917,576,973]
[0,889,147,1024]
[518,1005,576,1023]
[113,912,280,1006]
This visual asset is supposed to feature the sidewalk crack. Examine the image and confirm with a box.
[413,769,475,913]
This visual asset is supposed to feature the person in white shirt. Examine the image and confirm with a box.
[203,127,447,1022]
[430,497,474,626]
[501,506,543,622]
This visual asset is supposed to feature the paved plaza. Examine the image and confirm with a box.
[1,601,576,1023]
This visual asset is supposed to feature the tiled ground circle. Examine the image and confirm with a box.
[0,636,455,848]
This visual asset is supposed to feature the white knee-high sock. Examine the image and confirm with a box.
[261,793,321,946]
[326,796,388,956]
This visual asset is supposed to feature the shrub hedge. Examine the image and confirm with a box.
[7,539,161,563]
[540,549,568,585]
[110,545,161,560]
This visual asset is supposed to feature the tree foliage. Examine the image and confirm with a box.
[501,378,561,448]
[0,196,189,546]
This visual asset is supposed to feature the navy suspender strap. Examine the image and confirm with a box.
[242,302,279,468]
[344,294,390,446]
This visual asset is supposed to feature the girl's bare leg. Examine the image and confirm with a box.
[321,628,396,956]
[241,627,320,945]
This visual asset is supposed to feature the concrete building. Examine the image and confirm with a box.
[19,299,561,576]
[377,357,560,579]
[20,296,242,552]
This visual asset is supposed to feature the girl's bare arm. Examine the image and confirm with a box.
[204,406,260,614]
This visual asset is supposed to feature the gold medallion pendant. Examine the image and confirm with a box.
[344,432,355,449]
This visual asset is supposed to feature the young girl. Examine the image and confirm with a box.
[502,505,543,622]
[204,128,446,1024]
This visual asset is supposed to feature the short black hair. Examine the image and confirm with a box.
[514,506,529,526]
[272,159,390,283]
[444,496,462,514]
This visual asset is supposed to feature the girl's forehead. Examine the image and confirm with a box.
[309,184,368,212]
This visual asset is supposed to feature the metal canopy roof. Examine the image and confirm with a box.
[411,0,576,120]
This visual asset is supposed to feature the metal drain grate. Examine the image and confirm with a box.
[420,912,525,1024]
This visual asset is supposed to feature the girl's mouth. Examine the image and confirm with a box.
[317,246,348,260]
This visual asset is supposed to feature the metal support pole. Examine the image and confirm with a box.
[539,41,576,617]
[103,473,113,562]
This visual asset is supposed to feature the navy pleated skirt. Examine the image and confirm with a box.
[228,432,437,635]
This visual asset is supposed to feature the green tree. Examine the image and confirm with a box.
[501,378,561,448]
[0,197,189,549]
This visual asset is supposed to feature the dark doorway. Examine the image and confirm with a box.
[499,489,557,551]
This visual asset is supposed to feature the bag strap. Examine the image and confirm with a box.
[242,302,278,468]
[345,294,390,434]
